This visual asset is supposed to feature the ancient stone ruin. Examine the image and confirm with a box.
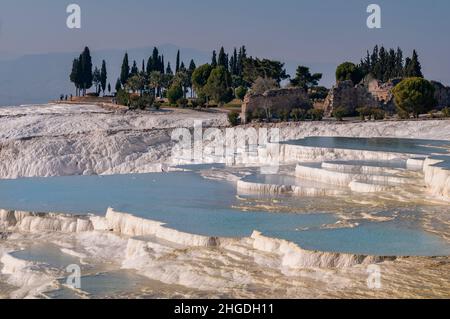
[431,81,450,110]
[323,79,397,116]
[241,87,310,124]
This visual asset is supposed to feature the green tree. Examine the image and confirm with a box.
[211,50,217,67]
[93,67,101,94]
[120,53,130,86]
[166,62,173,75]
[176,50,180,73]
[235,86,248,100]
[167,83,183,104]
[218,47,228,70]
[204,66,233,105]
[100,60,107,95]
[404,50,423,78]
[149,71,163,97]
[192,64,212,97]
[290,66,322,90]
[392,77,436,118]
[242,57,288,85]
[126,74,146,95]
[115,78,122,92]
[335,62,363,84]
[69,58,82,96]
[130,60,139,76]
[80,47,93,95]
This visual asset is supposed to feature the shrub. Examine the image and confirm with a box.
[290,108,307,122]
[227,111,241,127]
[167,84,183,104]
[332,107,346,121]
[356,106,372,121]
[397,110,411,119]
[152,101,162,110]
[190,99,199,109]
[116,89,130,106]
[279,109,291,122]
[372,108,385,120]
[129,94,154,110]
[177,98,189,108]
[392,77,437,118]
[235,86,248,100]
[308,109,324,121]
[442,107,450,118]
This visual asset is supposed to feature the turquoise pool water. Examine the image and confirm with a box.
[284,137,450,155]
[0,171,449,256]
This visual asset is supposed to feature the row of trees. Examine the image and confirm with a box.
[70,47,109,96]
[337,45,423,85]
[70,46,325,107]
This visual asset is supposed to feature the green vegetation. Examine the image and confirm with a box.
[227,111,241,126]
[69,47,94,96]
[167,83,183,104]
[336,62,363,85]
[356,107,385,121]
[68,44,441,124]
[332,107,346,121]
[290,66,322,91]
[235,86,248,100]
[359,45,423,82]
[442,107,450,118]
[392,77,436,118]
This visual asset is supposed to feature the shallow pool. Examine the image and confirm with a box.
[0,171,449,256]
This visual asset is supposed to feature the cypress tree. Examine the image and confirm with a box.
[161,55,165,74]
[120,53,130,86]
[115,78,122,92]
[211,50,217,68]
[70,58,81,96]
[176,50,180,73]
[189,60,196,73]
[407,50,423,78]
[395,48,404,78]
[100,60,107,95]
[130,60,139,76]
[80,47,93,95]
[218,47,228,69]
[166,62,173,75]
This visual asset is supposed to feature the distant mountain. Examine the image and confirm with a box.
[0,44,336,106]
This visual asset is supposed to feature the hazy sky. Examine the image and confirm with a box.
[0,0,449,83]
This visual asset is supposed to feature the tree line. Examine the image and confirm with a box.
[69,45,325,107]
[337,45,423,84]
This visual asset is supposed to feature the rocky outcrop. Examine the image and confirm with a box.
[241,87,310,124]
[431,81,450,109]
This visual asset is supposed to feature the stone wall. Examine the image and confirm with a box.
[431,81,450,109]
[323,80,396,116]
[241,87,310,124]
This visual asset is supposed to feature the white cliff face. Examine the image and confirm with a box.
[1,208,449,299]
[1,103,449,179]
[423,158,450,201]
[0,104,228,179]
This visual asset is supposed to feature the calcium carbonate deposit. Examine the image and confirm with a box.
[0,103,449,299]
